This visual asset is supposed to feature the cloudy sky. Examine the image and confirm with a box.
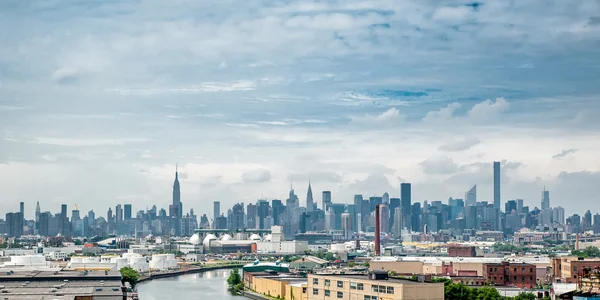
[1,0,599,219]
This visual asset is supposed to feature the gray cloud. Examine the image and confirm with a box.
[288,172,342,183]
[552,149,578,159]
[242,169,272,183]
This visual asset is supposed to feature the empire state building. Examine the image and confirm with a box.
[170,165,182,219]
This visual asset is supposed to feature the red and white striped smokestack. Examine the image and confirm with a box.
[375,204,381,256]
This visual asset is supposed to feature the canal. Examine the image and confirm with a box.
[136,269,242,300]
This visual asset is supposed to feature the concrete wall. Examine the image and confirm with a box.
[369,261,424,275]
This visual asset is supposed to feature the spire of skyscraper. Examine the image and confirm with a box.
[306,180,314,212]
[173,164,181,219]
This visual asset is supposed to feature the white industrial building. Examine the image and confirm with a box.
[149,254,178,270]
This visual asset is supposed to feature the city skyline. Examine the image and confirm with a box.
[1,1,600,216]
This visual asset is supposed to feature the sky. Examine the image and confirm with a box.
[1,0,600,219]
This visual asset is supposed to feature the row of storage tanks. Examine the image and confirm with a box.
[69,253,178,272]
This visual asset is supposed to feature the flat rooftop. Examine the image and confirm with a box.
[313,274,441,285]
[0,270,122,281]
[0,278,124,299]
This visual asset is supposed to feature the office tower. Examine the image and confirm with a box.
[553,207,565,225]
[107,207,113,223]
[325,208,335,231]
[228,203,245,231]
[382,192,389,204]
[72,205,80,220]
[257,200,269,229]
[493,161,501,209]
[115,204,123,223]
[213,201,220,221]
[124,204,132,220]
[246,203,257,229]
[411,202,421,232]
[19,202,24,220]
[593,214,600,234]
[353,194,363,231]
[379,204,389,234]
[400,183,412,230]
[341,212,352,240]
[330,204,346,230]
[448,198,464,220]
[505,200,517,214]
[6,212,23,238]
[215,215,227,229]
[271,199,284,225]
[38,212,50,236]
[393,207,403,237]
[517,199,524,214]
[306,181,314,213]
[584,210,593,230]
[299,212,310,233]
[540,209,553,227]
[389,198,400,231]
[323,191,332,211]
[465,185,477,207]
[541,188,550,210]
[171,165,182,219]
[465,205,477,229]
[88,210,95,223]
[369,197,382,213]
[35,201,40,233]
[61,204,67,218]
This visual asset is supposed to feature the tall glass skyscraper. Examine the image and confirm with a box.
[493,161,501,209]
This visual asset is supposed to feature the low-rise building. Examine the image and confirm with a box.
[307,272,444,300]
[290,256,329,272]
[483,262,536,288]
[552,256,600,283]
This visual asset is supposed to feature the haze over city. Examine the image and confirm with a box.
[1,1,600,217]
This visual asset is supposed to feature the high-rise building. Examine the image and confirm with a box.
[322,191,332,211]
[553,207,565,225]
[271,199,284,225]
[505,200,517,214]
[306,181,314,213]
[6,212,23,238]
[87,210,95,223]
[115,204,123,223]
[493,161,501,210]
[213,201,220,222]
[341,212,352,240]
[401,183,412,231]
[379,204,389,234]
[393,207,403,237]
[411,202,421,232]
[172,165,182,219]
[19,202,24,220]
[124,204,132,220]
[541,188,550,210]
[465,185,477,207]
[382,192,390,204]
[517,199,524,214]
[257,200,269,229]
[35,201,40,233]
[38,212,50,236]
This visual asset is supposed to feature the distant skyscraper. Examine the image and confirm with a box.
[115,204,123,223]
[493,161,501,209]
[400,183,412,230]
[19,202,24,220]
[553,207,565,225]
[88,210,95,223]
[465,185,477,207]
[322,191,332,211]
[393,207,403,237]
[124,204,132,220]
[306,181,314,212]
[505,200,517,214]
[341,212,352,240]
[172,164,182,218]
[541,188,550,210]
[517,199,524,214]
[382,192,389,204]
[213,201,220,222]
[35,201,40,233]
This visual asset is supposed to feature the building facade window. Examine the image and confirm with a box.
[387,286,394,294]
[350,282,357,289]
[364,296,370,300]
[357,283,364,290]
[325,290,330,297]
[337,281,343,288]
[313,288,319,295]
[371,285,378,292]
[325,279,330,286]
[337,291,343,298]
[313,278,319,285]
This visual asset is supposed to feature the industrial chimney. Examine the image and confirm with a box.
[375,204,381,256]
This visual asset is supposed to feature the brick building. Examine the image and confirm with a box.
[552,257,600,283]
[483,262,536,288]
[448,245,476,257]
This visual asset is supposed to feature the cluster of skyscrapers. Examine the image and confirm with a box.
[2,161,600,239]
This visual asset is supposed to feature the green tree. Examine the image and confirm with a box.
[513,292,537,300]
[324,252,335,261]
[572,246,600,258]
[227,268,242,288]
[74,239,83,246]
[120,267,140,288]
[444,282,470,300]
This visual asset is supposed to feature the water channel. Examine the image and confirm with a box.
[136,269,243,300]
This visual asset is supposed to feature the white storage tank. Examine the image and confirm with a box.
[9,255,47,266]
[70,256,84,264]
[129,256,149,272]
[330,243,346,253]
[149,254,177,270]
[110,257,128,270]
[82,257,100,264]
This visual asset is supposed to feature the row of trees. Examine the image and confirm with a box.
[433,278,549,300]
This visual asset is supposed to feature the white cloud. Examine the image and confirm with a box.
[51,67,80,84]
[351,108,402,123]
[242,169,272,183]
[467,97,509,120]
[423,102,461,122]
